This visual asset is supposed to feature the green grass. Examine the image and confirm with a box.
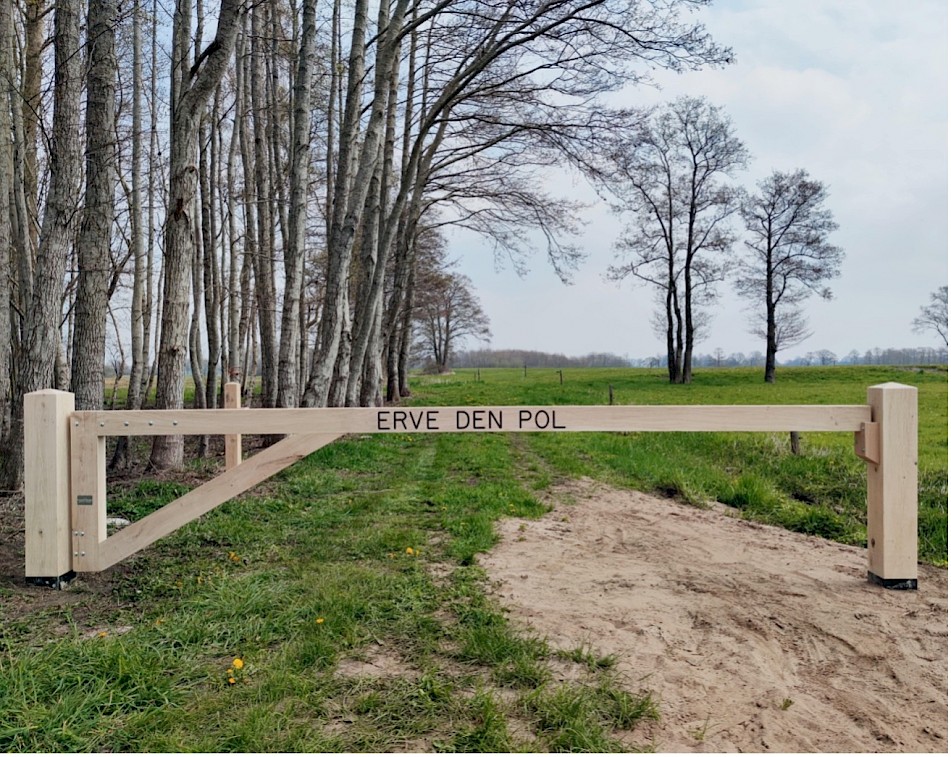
[1,364,945,751]
[413,365,948,565]
[2,410,657,752]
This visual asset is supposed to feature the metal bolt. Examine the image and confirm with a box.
[74,422,80,427]
[80,531,85,537]
[124,421,129,427]
[148,420,154,426]
[73,552,78,557]
[80,551,86,557]
[99,422,105,427]
[172,421,178,426]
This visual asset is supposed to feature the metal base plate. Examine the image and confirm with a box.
[868,571,918,590]
[26,571,76,590]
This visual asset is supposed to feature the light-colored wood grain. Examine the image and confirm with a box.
[69,415,106,572]
[97,433,341,570]
[853,421,880,464]
[866,383,918,584]
[79,404,872,437]
[224,382,241,470]
[24,390,75,578]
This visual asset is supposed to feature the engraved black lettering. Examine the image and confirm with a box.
[377,411,390,431]
[518,410,532,428]
[534,410,550,429]
[426,410,439,430]
[456,410,470,430]
[488,410,503,430]
[393,410,408,430]
[471,410,486,430]
[552,410,566,429]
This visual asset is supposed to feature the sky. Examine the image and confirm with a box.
[447,0,949,361]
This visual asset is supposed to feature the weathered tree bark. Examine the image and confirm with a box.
[150,0,242,470]
[0,0,14,465]
[303,0,411,407]
[345,144,386,406]
[112,0,148,470]
[141,0,161,404]
[2,0,83,489]
[71,0,118,411]
[250,3,278,408]
[203,94,222,410]
[20,0,44,259]
[277,0,317,409]
[301,0,370,407]
[348,30,401,406]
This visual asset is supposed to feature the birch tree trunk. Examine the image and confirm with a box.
[71,0,118,411]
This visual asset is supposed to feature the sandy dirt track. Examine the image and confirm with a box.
[479,480,948,752]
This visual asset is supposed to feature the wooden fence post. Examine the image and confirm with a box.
[224,381,242,470]
[865,382,918,589]
[25,389,75,586]
[70,412,106,572]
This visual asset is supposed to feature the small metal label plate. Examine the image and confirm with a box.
[76,495,94,506]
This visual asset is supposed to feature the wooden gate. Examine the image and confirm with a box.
[24,382,918,590]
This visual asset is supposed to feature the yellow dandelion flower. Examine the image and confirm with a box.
[228,677,236,685]
[227,668,234,676]
[316,617,325,625]
[97,631,108,638]
[232,657,244,670]
[406,547,415,555]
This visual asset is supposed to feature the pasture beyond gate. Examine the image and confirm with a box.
[24,382,919,590]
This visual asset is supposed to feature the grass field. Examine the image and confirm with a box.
[0,365,946,751]
[412,365,947,565]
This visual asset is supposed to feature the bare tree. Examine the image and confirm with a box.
[413,236,491,373]
[1,0,83,490]
[735,169,842,383]
[71,0,118,411]
[151,0,243,470]
[912,286,948,346]
[277,0,318,409]
[602,97,748,384]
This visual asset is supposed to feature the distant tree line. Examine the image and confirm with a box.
[788,347,948,367]
[632,346,947,369]
[453,350,631,370]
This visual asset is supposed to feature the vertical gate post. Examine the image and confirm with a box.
[224,381,242,470]
[866,382,918,590]
[25,389,75,587]
[70,413,106,572]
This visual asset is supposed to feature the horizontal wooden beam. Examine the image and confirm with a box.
[77,404,872,437]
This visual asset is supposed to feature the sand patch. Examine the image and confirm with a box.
[480,479,947,752]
